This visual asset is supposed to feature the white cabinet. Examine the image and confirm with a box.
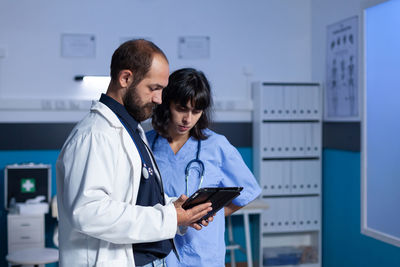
[252,82,322,267]
[7,214,45,253]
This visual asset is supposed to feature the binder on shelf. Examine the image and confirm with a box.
[300,161,314,194]
[291,160,303,194]
[263,86,284,120]
[311,86,321,119]
[306,160,321,194]
[262,198,276,232]
[290,124,302,157]
[261,123,321,159]
[262,159,321,197]
[290,86,299,119]
[284,198,293,232]
[269,124,280,156]
[282,161,291,195]
[304,197,313,231]
[281,123,290,157]
[309,124,314,154]
[262,196,321,233]
[294,197,303,231]
[267,86,277,119]
[313,123,321,155]
[256,83,321,122]
[301,161,310,194]
[275,86,284,118]
[297,86,307,118]
[282,86,291,120]
[261,86,271,119]
[270,161,282,195]
[305,86,313,118]
[306,197,320,231]
[261,161,272,195]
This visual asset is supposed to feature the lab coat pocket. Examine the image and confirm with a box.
[91,241,134,267]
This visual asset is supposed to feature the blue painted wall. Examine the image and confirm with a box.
[0,150,59,267]
[322,149,400,267]
[0,148,257,266]
[3,148,400,267]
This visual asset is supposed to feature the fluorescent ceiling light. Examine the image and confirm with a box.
[74,75,110,92]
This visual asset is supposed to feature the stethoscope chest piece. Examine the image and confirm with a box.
[142,163,153,179]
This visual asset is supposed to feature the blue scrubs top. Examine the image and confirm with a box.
[146,128,261,267]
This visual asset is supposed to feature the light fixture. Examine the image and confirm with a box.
[74,75,110,82]
[74,75,111,92]
[74,75,84,81]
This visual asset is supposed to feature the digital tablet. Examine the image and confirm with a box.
[182,187,243,223]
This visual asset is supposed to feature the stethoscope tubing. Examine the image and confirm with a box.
[152,133,205,195]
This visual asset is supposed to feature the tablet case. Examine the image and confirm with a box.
[182,187,243,223]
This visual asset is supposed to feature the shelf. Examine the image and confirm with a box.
[253,82,322,267]
[262,157,320,160]
[262,228,320,235]
[262,236,319,267]
[261,194,320,198]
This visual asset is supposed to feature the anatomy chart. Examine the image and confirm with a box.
[325,16,359,121]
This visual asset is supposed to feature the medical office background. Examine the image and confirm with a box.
[1,0,400,266]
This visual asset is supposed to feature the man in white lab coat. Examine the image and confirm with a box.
[56,39,213,267]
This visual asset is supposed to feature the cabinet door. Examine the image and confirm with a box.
[7,214,45,253]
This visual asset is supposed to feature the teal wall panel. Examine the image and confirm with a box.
[322,149,400,267]
[5,148,400,267]
[0,150,59,267]
[225,147,260,264]
[0,147,257,266]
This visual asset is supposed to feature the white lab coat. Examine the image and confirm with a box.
[56,101,178,267]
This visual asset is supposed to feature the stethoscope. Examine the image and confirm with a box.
[152,133,205,196]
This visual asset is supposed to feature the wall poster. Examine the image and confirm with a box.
[325,16,359,121]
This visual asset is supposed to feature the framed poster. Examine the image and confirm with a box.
[325,16,359,121]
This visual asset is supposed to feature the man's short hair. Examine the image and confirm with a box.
[110,39,168,88]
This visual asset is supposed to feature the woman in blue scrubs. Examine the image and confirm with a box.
[146,68,261,267]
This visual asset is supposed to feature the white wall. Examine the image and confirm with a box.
[0,0,312,122]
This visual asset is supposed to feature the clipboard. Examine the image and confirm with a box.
[182,187,243,223]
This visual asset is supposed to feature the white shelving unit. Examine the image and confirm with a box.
[252,82,322,267]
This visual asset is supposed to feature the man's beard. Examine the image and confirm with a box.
[123,85,155,122]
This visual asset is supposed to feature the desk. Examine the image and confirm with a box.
[6,247,59,267]
[227,198,269,267]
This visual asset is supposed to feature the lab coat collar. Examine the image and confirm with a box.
[91,98,143,205]
[99,94,141,132]
[90,99,124,129]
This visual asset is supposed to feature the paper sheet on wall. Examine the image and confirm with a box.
[325,16,359,121]
[178,36,210,59]
[61,34,96,58]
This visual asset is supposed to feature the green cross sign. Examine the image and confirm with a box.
[21,178,36,193]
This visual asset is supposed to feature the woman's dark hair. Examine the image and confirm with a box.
[152,68,213,141]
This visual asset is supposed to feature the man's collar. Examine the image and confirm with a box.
[99,93,139,130]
